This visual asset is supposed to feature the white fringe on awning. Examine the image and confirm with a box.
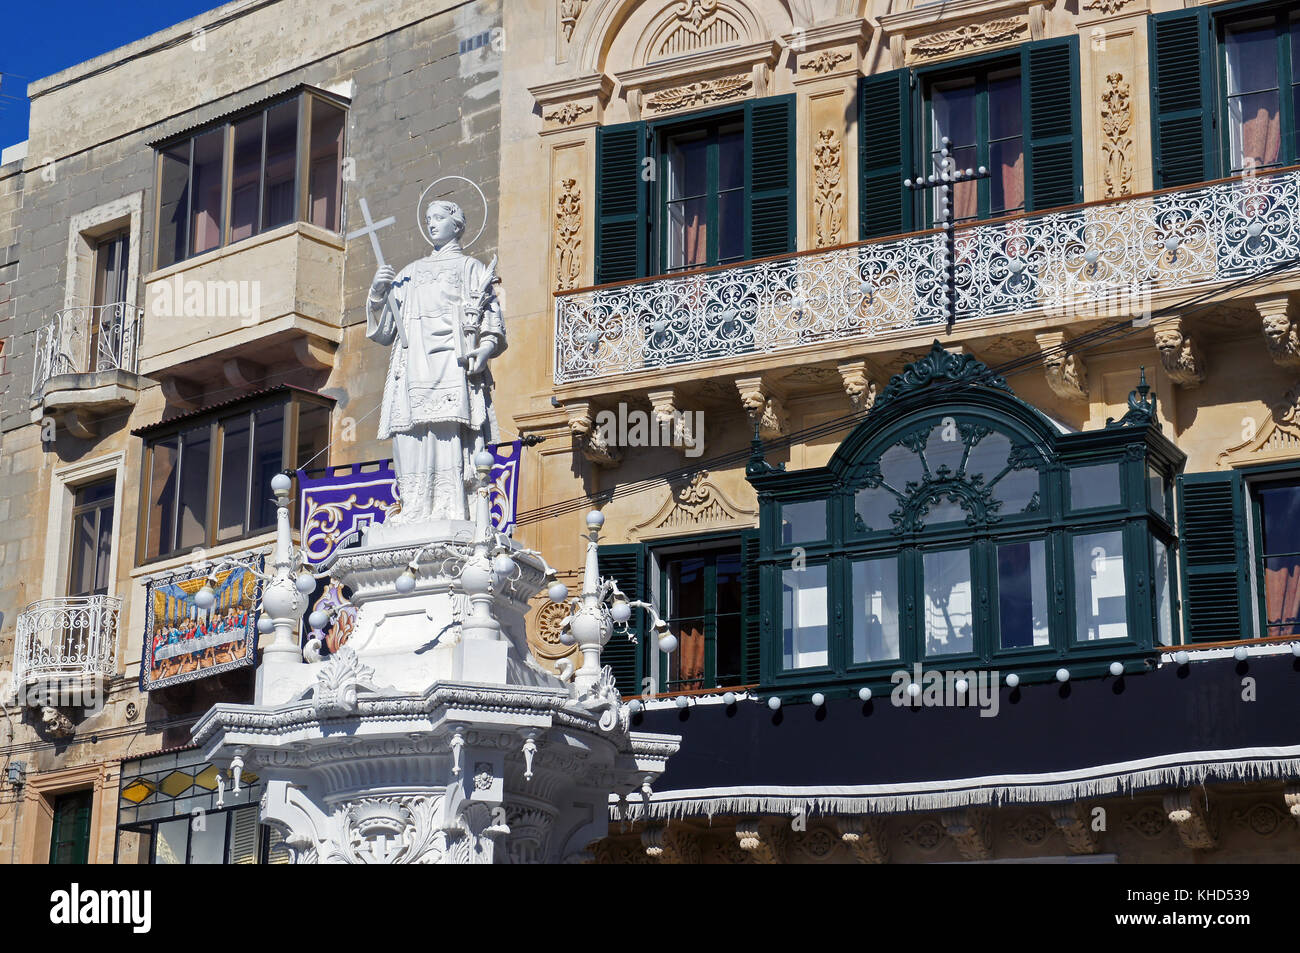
[611,745,1300,821]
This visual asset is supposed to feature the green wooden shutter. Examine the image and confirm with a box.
[740,529,762,685]
[745,94,796,259]
[1023,37,1082,211]
[858,70,914,239]
[597,543,646,695]
[1177,471,1251,642]
[1150,8,1213,188]
[595,121,648,284]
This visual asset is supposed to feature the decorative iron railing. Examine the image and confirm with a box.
[13,595,119,687]
[31,302,142,397]
[554,168,1300,384]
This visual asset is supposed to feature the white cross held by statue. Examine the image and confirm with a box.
[348,197,408,347]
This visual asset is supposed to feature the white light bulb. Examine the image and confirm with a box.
[1292,643,1300,658]
[954,679,968,695]
[767,696,782,711]
[811,692,825,707]
[675,696,688,709]
[858,687,872,702]
[977,165,987,176]
[1174,650,1189,665]
[257,615,275,634]
[194,586,216,610]
[295,572,317,594]
[559,628,576,645]
[308,610,330,630]
[907,683,921,698]
[395,570,417,594]
[270,473,292,493]
[1233,646,1248,661]
[491,553,517,577]
[1005,673,1020,688]
[627,699,642,714]
[1056,668,1070,683]
[1109,661,1124,677]
[723,692,736,706]
[904,178,913,188]
[658,633,678,654]
[610,600,631,623]
[586,510,605,530]
[547,581,569,603]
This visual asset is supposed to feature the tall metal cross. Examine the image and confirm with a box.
[905,138,990,331]
[347,197,407,347]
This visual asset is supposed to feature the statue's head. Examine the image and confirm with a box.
[1263,312,1294,347]
[1153,326,1183,355]
[425,200,467,246]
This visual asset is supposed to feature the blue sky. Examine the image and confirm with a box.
[0,0,223,150]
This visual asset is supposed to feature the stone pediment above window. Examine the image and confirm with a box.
[877,0,1044,68]
[616,38,782,120]
[1218,385,1300,468]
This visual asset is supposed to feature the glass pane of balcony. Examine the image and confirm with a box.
[923,548,974,656]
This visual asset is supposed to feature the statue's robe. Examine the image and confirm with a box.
[366,240,504,522]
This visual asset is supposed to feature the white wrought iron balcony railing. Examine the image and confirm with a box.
[13,595,119,689]
[31,302,142,397]
[554,167,1300,384]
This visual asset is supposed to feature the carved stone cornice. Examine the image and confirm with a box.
[734,374,788,439]
[836,815,889,864]
[878,0,1040,69]
[628,470,756,540]
[941,809,992,861]
[1152,317,1205,388]
[529,73,614,135]
[616,39,781,120]
[1257,294,1300,368]
[1164,790,1218,850]
[1050,802,1100,854]
[1036,330,1089,401]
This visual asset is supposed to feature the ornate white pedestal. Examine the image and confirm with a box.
[193,512,679,864]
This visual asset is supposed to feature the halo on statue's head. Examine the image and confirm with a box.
[417,176,489,250]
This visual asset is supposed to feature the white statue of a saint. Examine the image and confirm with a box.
[366,200,504,523]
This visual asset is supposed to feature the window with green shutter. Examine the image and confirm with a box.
[1151,8,1214,188]
[593,96,795,283]
[655,545,744,692]
[859,70,915,238]
[1177,471,1250,642]
[50,789,93,864]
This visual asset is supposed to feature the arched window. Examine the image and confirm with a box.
[748,343,1183,694]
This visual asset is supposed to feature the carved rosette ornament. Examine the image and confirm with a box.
[1036,330,1089,401]
[1100,73,1134,198]
[1152,318,1206,388]
[813,129,845,248]
[1257,295,1300,367]
[554,178,583,291]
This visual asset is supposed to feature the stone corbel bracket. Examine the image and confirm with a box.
[642,823,699,864]
[1257,294,1300,368]
[1164,790,1218,850]
[1152,317,1205,388]
[646,386,705,457]
[563,398,623,468]
[941,808,992,861]
[529,73,615,136]
[1036,330,1089,401]
[836,815,889,863]
[1050,801,1101,854]
[837,358,883,412]
[735,818,787,864]
[734,374,789,439]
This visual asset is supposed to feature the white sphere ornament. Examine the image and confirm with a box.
[723,692,736,706]
[1233,645,1249,661]
[658,633,679,654]
[675,696,689,710]
[904,178,913,188]
[954,679,968,695]
[395,570,417,594]
[474,449,495,471]
[586,510,605,530]
[1174,650,1190,665]
[295,572,317,594]
[767,696,782,711]
[559,627,577,646]
[1109,661,1124,677]
[270,473,292,493]
[1005,673,1020,688]
[547,581,569,603]
[811,692,826,707]
[858,687,872,702]
[569,612,602,645]
[308,610,330,630]
[257,615,275,634]
[1292,643,1300,658]
[491,553,517,577]
[194,586,216,610]
[1056,668,1070,683]
[627,699,642,714]
[610,600,631,624]
[906,683,921,698]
